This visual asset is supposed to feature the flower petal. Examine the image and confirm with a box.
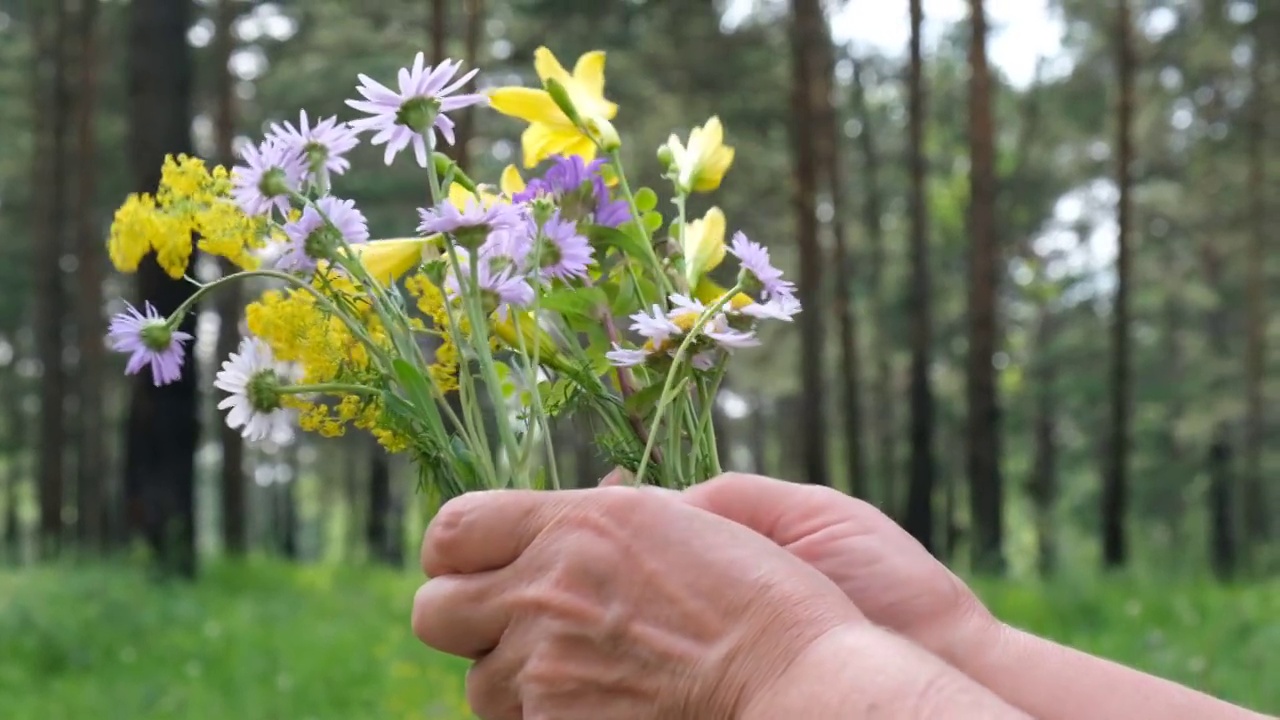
[533,46,572,86]
[572,51,607,97]
[488,87,564,125]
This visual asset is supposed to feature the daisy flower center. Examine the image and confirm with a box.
[258,167,291,198]
[395,96,441,134]
[246,369,287,413]
[139,321,175,351]
[304,224,344,261]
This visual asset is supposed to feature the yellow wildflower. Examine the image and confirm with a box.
[681,207,727,290]
[405,273,462,394]
[663,116,735,193]
[693,276,754,312]
[500,165,526,196]
[108,194,162,273]
[489,47,617,167]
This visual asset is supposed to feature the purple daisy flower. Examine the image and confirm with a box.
[628,304,681,344]
[690,351,719,371]
[443,249,535,312]
[704,314,760,350]
[606,345,649,367]
[728,231,795,299]
[231,138,307,218]
[418,198,525,245]
[534,211,594,281]
[346,54,487,167]
[513,155,629,228]
[106,301,194,387]
[267,110,361,178]
[278,196,370,273]
[739,292,802,321]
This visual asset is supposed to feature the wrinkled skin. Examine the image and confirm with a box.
[412,485,862,720]
[680,473,993,660]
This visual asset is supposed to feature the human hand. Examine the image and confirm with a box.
[681,473,995,665]
[411,485,862,720]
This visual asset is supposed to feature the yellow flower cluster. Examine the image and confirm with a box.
[404,273,463,394]
[244,288,409,452]
[107,155,266,278]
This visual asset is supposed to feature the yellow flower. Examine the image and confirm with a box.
[681,207,727,289]
[489,47,617,168]
[693,277,754,312]
[108,194,161,273]
[319,237,435,294]
[663,116,735,193]
[492,311,569,373]
[500,165,526,196]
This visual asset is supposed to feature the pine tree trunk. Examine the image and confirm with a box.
[72,0,104,552]
[788,0,829,487]
[1242,6,1269,552]
[454,0,484,172]
[850,58,897,512]
[367,439,398,565]
[750,397,770,476]
[814,29,866,497]
[2,372,21,564]
[903,0,936,551]
[429,0,447,65]
[966,0,1005,574]
[32,0,70,560]
[123,0,198,578]
[1208,437,1237,580]
[1102,0,1135,570]
[1160,245,1187,549]
[1031,306,1058,577]
[213,0,247,558]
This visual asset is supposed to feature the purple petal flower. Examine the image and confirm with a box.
[738,292,802,321]
[106,301,193,387]
[728,231,794,299]
[267,110,361,178]
[606,345,649,368]
[418,197,525,240]
[442,248,535,312]
[690,351,719,371]
[704,314,760,350]
[512,155,628,228]
[230,138,307,218]
[346,54,487,167]
[628,304,681,344]
[278,196,370,273]
[535,211,594,281]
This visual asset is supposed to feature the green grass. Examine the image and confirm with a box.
[1,561,1276,719]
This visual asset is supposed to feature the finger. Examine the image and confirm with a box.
[465,645,524,720]
[682,472,861,545]
[596,467,633,487]
[412,573,509,659]
[421,489,573,577]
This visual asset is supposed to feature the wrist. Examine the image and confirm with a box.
[741,622,1025,720]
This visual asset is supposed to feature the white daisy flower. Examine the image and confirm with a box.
[214,337,303,444]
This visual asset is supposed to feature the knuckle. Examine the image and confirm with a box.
[466,658,519,720]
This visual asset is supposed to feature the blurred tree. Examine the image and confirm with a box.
[123,0,198,578]
[366,438,399,565]
[788,0,829,487]
[72,0,104,552]
[966,0,1005,573]
[32,0,71,558]
[904,0,937,552]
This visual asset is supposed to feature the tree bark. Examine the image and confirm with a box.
[965,0,1005,574]
[366,438,399,565]
[1241,6,1269,552]
[1030,306,1058,577]
[850,57,897,511]
[1208,438,1237,580]
[1102,0,1135,570]
[32,0,70,559]
[124,0,199,578]
[2,372,21,563]
[213,0,247,557]
[814,25,866,497]
[903,0,937,553]
[454,0,484,172]
[788,0,829,487]
[429,0,447,65]
[72,0,104,552]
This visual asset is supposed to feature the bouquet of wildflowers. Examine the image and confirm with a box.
[105,48,800,495]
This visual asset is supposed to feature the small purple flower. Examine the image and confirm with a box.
[231,138,307,217]
[346,54,487,167]
[107,301,193,387]
[606,345,649,367]
[278,196,370,273]
[267,110,361,178]
[690,351,719,371]
[666,293,706,323]
[728,231,795,299]
[628,304,681,344]
[418,198,525,246]
[704,314,760,350]
[739,292,802,321]
[443,249,535,312]
[513,155,628,228]
[534,211,593,282]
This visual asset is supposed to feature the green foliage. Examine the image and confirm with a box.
[1,563,1276,719]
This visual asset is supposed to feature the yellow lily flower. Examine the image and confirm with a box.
[489,47,618,168]
[500,165,526,196]
[693,277,755,312]
[319,237,436,295]
[492,311,569,373]
[663,116,735,193]
[681,207,727,289]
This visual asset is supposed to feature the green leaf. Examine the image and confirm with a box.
[587,223,651,260]
[642,210,664,234]
[392,359,434,412]
[635,187,659,212]
[539,285,608,320]
[625,382,666,417]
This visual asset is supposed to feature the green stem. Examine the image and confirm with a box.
[280,382,379,396]
[607,148,675,300]
[695,363,727,479]
[632,283,744,485]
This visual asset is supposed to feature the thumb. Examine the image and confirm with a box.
[597,467,635,487]
[683,473,849,545]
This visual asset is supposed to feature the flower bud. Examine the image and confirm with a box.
[543,78,585,127]
[586,116,621,152]
[656,143,675,170]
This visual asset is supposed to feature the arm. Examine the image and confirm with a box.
[934,612,1272,720]
[743,623,1031,720]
